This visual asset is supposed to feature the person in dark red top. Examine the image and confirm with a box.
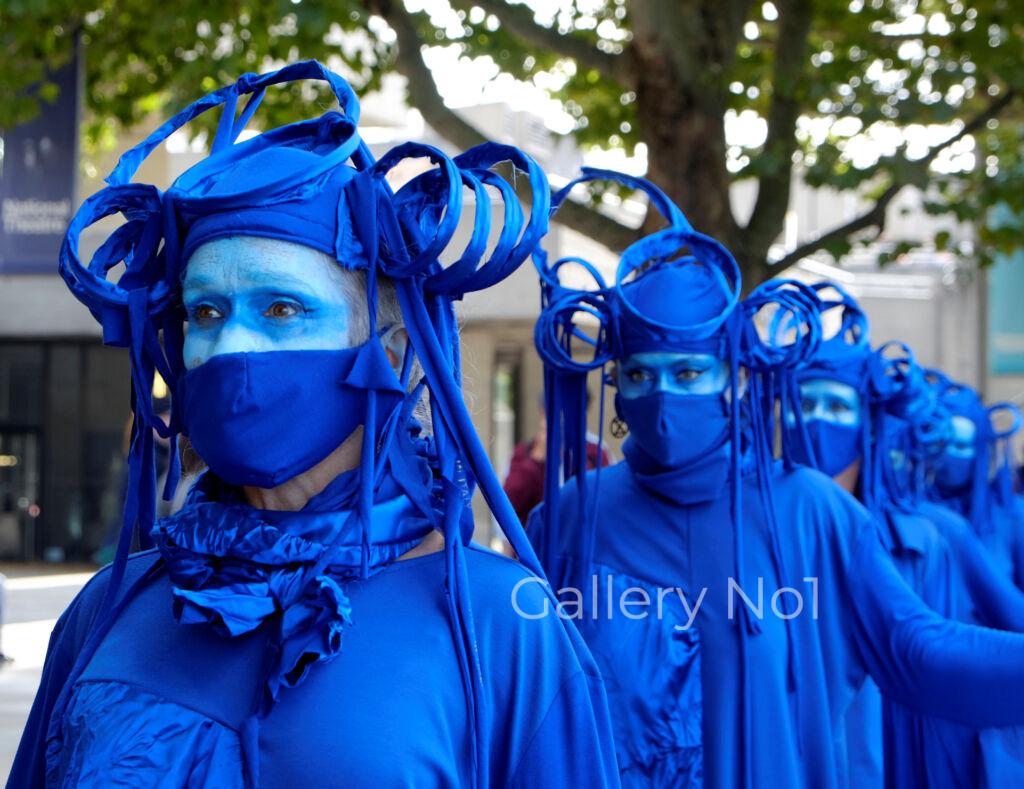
[503,396,612,524]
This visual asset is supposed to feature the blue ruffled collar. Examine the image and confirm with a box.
[151,460,434,711]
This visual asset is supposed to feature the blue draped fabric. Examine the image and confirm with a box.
[21,544,618,788]
[531,458,1024,789]
[788,287,1024,788]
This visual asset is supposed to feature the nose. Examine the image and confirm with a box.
[652,368,675,394]
[185,319,270,369]
[209,320,268,359]
[809,400,831,422]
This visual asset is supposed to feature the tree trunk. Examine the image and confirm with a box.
[630,0,769,290]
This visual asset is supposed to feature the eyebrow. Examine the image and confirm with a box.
[182,272,323,293]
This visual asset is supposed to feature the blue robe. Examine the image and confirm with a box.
[845,503,956,789]
[934,486,1024,592]
[533,460,1024,789]
[876,500,1024,789]
[10,544,618,788]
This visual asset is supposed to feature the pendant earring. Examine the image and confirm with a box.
[610,416,629,439]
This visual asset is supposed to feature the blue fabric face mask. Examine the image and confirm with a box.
[616,389,730,471]
[788,377,863,477]
[181,340,404,488]
[798,420,861,477]
[934,454,973,492]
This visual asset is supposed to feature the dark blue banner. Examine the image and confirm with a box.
[0,54,80,274]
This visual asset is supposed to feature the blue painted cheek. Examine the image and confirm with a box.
[185,311,280,365]
[944,441,976,461]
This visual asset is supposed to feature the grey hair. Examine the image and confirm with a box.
[339,268,432,434]
[340,270,403,344]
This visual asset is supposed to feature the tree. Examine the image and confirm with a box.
[3,0,1022,286]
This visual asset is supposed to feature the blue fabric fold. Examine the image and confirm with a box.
[151,468,433,707]
[47,680,245,788]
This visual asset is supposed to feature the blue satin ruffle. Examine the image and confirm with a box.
[151,476,433,706]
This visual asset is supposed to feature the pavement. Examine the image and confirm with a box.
[0,567,92,782]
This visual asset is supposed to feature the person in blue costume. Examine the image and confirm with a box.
[786,289,949,789]
[527,169,1024,789]
[928,379,1024,590]
[10,63,618,789]
[988,401,1024,588]
[786,287,1024,788]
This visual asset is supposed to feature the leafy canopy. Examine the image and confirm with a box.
[2,0,1021,273]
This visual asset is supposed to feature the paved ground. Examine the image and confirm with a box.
[0,568,92,781]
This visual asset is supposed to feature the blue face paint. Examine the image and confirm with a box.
[945,415,977,460]
[934,415,977,492]
[798,378,862,427]
[790,378,863,477]
[179,236,405,488]
[182,236,352,369]
[616,352,729,399]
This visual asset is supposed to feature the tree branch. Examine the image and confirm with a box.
[771,182,902,270]
[460,0,633,87]
[370,0,489,150]
[771,88,1018,270]
[370,0,639,252]
[551,196,639,251]
[743,0,813,253]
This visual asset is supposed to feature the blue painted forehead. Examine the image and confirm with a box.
[615,262,734,355]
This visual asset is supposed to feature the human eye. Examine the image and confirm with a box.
[801,397,815,414]
[675,366,705,382]
[187,303,223,326]
[264,299,305,320]
[828,399,849,414]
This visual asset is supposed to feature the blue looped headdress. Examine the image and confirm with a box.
[988,401,1022,509]
[929,379,992,531]
[793,282,870,386]
[783,284,872,496]
[531,169,823,789]
[55,61,552,788]
[785,286,948,515]
[864,341,938,512]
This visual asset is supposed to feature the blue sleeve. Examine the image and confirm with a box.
[507,670,621,789]
[850,527,1024,727]
[943,512,1024,631]
[6,555,158,788]
[7,596,95,788]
